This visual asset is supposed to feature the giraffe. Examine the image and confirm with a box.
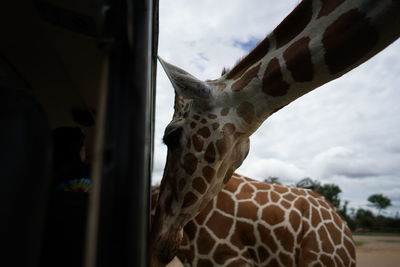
[150,0,400,265]
[151,174,356,266]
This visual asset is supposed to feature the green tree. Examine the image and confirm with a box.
[354,208,375,230]
[368,194,392,215]
[296,178,342,209]
[264,176,281,184]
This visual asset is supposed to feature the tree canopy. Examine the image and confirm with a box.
[295,178,342,208]
[368,194,392,214]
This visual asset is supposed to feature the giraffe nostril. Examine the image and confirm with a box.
[163,127,183,149]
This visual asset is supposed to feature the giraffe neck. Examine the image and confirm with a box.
[216,0,399,133]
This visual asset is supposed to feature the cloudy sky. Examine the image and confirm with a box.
[152,0,400,216]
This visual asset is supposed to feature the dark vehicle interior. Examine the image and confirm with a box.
[0,0,158,266]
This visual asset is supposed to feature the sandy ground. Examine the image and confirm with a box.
[354,235,400,267]
[165,235,400,267]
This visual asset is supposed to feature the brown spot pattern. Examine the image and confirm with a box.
[231,63,261,92]
[279,252,293,266]
[223,168,234,184]
[220,107,230,116]
[192,134,204,152]
[212,122,219,130]
[291,187,307,196]
[255,192,269,205]
[237,101,255,124]
[226,259,247,267]
[197,259,213,267]
[271,191,280,202]
[283,37,314,82]
[227,39,270,80]
[289,210,301,232]
[197,127,211,138]
[256,183,271,190]
[216,137,228,156]
[268,259,280,266]
[311,207,322,227]
[318,199,331,209]
[192,177,207,194]
[214,244,237,265]
[281,199,291,209]
[262,58,290,97]
[206,211,233,239]
[337,247,350,265]
[257,246,269,262]
[184,221,197,242]
[216,191,235,215]
[320,255,336,266]
[197,228,215,254]
[190,121,196,129]
[237,201,258,221]
[236,221,256,246]
[323,9,378,74]
[202,166,215,183]
[157,176,355,265]
[262,205,285,225]
[345,238,356,261]
[321,208,332,220]
[273,0,313,48]
[183,153,198,175]
[192,114,200,120]
[237,184,255,200]
[195,200,213,225]
[318,0,345,18]
[283,193,296,201]
[204,142,216,163]
[305,230,319,253]
[275,226,295,252]
[182,192,198,209]
[294,197,309,215]
[326,222,342,245]
[308,196,319,206]
[274,186,288,194]
[318,226,334,253]
[333,211,343,226]
[200,118,207,124]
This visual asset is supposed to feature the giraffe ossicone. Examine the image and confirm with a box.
[158,57,213,102]
[150,0,400,266]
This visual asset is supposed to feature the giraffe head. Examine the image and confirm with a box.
[150,58,258,264]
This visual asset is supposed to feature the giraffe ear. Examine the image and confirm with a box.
[158,57,212,100]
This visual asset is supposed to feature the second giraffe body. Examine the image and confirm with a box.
[152,174,355,267]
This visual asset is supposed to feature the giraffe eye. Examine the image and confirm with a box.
[163,127,182,149]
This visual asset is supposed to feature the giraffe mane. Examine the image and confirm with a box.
[222,0,305,78]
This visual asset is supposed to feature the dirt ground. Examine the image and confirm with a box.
[166,235,400,267]
[354,235,400,267]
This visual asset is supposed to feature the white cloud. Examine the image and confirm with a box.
[310,146,380,179]
[237,158,308,184]
[154,1,400,214]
